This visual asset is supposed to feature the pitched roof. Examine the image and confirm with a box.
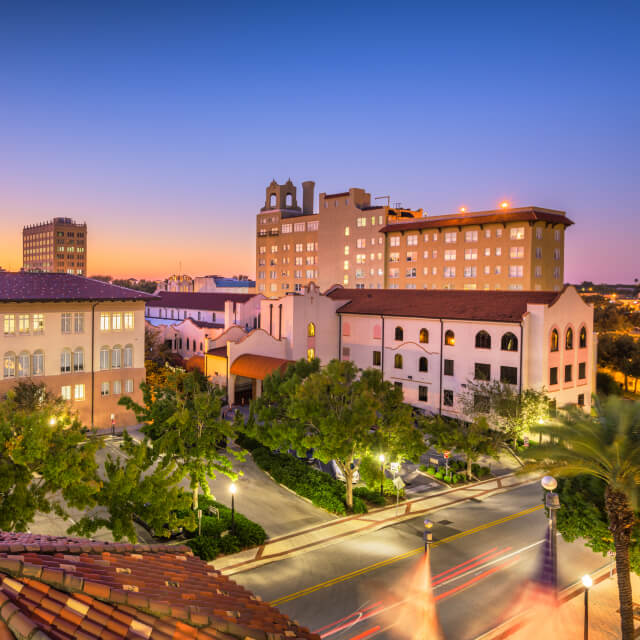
[380,207,573,233]
[207,347,228,358]
[327,287,562,323]
[230,355,293,380]
[147,292,255,311]
[0,273,154,303]
[0,531,319,640]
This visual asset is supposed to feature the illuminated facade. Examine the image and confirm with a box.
[23,218,87,275]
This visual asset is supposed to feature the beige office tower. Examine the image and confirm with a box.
[256,180,572,295]
[23,217,87,275]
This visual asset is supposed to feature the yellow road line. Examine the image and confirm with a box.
[269,504,544,606]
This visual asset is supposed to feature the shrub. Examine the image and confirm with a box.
[597,371,622,396]
[181,496,267,562]
[434,470,444,480]
[419,464,429,472]
[426,467,436,476]
[358,455,382,491]
[353,486,385,506]
[352,496,368,514]
[235,432,262,452]
[249,446,363,515]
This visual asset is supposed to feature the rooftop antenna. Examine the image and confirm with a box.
[394,202,403,209]
[375,195,390,207]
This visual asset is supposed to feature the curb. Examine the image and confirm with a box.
[211,473,534,575]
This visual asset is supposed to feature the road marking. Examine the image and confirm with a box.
[269,503,544,606]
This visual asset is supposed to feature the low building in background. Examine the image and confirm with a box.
[23,217,87,276]
[0,272,152,428]
[217,284,594,415]
[156,274,256,294]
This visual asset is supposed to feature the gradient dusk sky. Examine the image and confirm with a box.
[0,2,638,282]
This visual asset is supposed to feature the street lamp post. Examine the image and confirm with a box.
[230,482,237,531]
[542,475,560,592]
[378,453,385,496]
[424,518,434,559]
[582,574,592,640]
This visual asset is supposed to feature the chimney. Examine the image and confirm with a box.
[302,180,315,215]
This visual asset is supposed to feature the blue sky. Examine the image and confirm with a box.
[0,1,638,281]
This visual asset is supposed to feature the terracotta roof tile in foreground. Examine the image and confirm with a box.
[0,531,319,640]
[327,287,562,323]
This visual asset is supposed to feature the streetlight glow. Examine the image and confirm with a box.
[582,574,593,588]
[541,475,558,491]
[49,417,56,426]
[378,453,385,463]
[230,483,237,495]
[500,201,509,209]
[459,206,466,213]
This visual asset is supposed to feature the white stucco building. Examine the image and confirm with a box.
[208,284,595,414]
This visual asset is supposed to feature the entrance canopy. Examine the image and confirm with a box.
[230,354,293,381]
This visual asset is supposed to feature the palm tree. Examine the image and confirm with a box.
[525,397,640,640]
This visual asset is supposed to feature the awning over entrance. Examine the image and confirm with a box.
[230,354,293,380]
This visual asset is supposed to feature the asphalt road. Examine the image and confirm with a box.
[233,481,611,640]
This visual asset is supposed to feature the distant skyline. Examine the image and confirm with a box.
[1,2,638,282]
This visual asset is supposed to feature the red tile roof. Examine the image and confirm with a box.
[380,207,573,233]
[327,287,562,323]
[0,273,154,303]
[207,347,228,358]
[0,531,319,640]
[147,292,255,312]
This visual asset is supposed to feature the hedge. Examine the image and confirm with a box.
[179,495,267,562]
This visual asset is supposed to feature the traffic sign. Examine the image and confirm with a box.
[443,450,450,459]
[393,476,405,490]
[390,462,400,474]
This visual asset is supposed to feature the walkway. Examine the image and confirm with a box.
[211,472,535,575]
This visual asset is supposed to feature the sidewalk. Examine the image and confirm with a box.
[477,564,631,640]
[211,472,535,575]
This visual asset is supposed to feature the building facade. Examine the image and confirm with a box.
[209,284,594,415]
[23,218,88,275]
[0,272,150,428]
[255,180,572,296]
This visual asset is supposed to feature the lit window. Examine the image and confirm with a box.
[510,227,525,240]
[510,246,524,259]
[464,230,478,242]
[307,348,315,361]
[509,265,523,278]
[407,234,418,246]
[444,330,455,346]
[61,385,71,401]
[18,314,30,334]
[344,226,350,236]
[550,329,559,352]
[124,312,134,330]
[74,384,85,401]
[444,232,457,243]
[307,322,315,337]
[3,315,15,335]
[465,249,478,260]
[3,352,15,378]
[17,351,30,377]
[100,312,110,331]
[394,354,403,369]
[444,250,456,261]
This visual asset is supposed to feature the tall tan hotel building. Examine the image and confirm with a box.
[23,217,87,275]
[256,180,572,295]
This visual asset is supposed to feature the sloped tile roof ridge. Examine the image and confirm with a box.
[0,531,192,555]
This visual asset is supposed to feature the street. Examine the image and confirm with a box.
[232,481,611,640]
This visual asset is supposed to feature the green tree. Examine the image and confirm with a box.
[246,357,320,450]
[459,380,549,447]
[291,360,425,509]
[10,380,64,412]
[523,397,640,640]
[426,415,501,480]
[120,368,242,511]
[71,432,194,542]
[0,389,101,531]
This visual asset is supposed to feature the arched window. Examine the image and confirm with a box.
[32,350,44,376]
[186,338,190,350]
[394,354,403,369]
[3,352,16,378]
[565,327,573,350]
[501,332,518,352]
[285,193,293,207]
[60,349,72,373]
[269,193,277,208]
[550,329,559,352]
[475,330,491,349]
[395,326,404,341]
[17,351,30,377]
[419,328,429,344]
[445,330,455,346]
[308,322,316,337]
[419,356,428,372]
[124,345,133,368]
[111,345,122,369]
[579,326,587,348]
[100,347,110,370]
[307,348,315,361]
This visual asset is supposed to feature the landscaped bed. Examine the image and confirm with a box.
[420,460,493,485]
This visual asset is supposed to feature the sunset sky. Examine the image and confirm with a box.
[0,2,638,282]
